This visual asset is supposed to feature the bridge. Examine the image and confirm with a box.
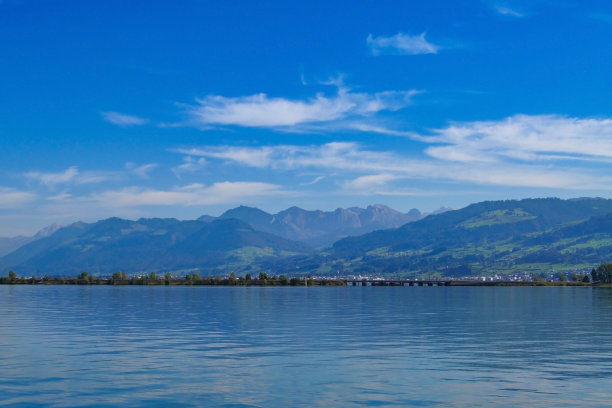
[344,279,453,287]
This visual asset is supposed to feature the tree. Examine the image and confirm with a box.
[558,273,566,282]
[164,273,171,285]
[112,271,127,283]
[229,272,237,285]
[150,271,157,281]
[7,270,16,283]
[593,263,612,283]
[259,272,268,281]
[245,273,252,281]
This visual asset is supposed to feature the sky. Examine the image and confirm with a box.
[2,0,612,236]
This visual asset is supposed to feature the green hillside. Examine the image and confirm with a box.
[0,218,312,276]
[275,198,612,277]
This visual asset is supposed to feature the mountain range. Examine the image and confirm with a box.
[279,197,612,277]
[0,224,61,257]
[0,204,422,276]
[0,217,311,276]
[204,204,423,248]
[2,198,612,278]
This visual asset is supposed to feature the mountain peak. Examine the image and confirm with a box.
[33,223,62,239]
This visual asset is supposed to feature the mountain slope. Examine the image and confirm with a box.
[205,204,421,248]
[0,224,62,257]
[277,198,612,277]
[1,218,312,276]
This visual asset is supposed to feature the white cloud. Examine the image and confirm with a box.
[301,176,326,186]
[345,174,400,190]
[87,182,284,208]
[424,114,612,163]
[0,188,37,209]
[126,163,157,178]
[495,5,524,17]
[486,0,527,17]
[102,111,149,126]
[177,126,612,191]
[184,81,418,131]
[25,164,159,187]
[25,166,79,186]
[171,156,207,177]
[367,32,439,56]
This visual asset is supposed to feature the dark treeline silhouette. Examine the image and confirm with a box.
[591,263,612,283]
[0,270,346,286]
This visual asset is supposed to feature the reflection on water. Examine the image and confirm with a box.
[1,286,611,407]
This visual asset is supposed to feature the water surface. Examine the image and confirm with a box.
[1,286,611,407]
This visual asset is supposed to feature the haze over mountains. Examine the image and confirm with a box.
[204,204,423,248]
[3,198,612,278]
[0,217,312,276]
[0,224,61,257]
[0,204,424,276]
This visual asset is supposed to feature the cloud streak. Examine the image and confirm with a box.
[423,114,612,163]
[177,114,612,191]
[85,182,284,208]
[25,166,79,186]
[24,163,158,188]
[102,111,149,126]
[0,188,37,209]
[367,32,439,56]
[494,5,524,17]
[184,81,418,132]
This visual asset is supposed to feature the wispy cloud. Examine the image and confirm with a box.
[171,156,207,177]
[87,182,284,208]
[367,32,439,56]
[177,113,612,191]
[102,111,149,126]
[25,163,158,187]
[423,114,612,163]
[126,163,157,178]
[495,5,524,17]
[0,188,37,209]
[301,176,326,186]
[25,166,79,186]
[184,80,418,132]
[486,0,526,17]
[344,174,400,190]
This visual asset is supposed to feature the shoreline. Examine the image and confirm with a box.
[0,278,609,287]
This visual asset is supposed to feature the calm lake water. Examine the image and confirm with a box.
[1,286,611,407]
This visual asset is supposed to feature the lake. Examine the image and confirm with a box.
[1,286,611,407]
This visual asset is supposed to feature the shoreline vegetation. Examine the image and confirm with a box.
[1,263,611,287]
[0,271,346,286]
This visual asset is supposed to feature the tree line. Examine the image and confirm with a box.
[0,270,346,286]
[591,263,612,283]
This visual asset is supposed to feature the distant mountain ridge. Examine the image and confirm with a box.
[0,224,61,257]
[5,198,612,278]
[0,218,312,276]
[201,204,423,248]
[278,197,612,277]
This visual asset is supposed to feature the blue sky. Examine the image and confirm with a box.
[2,0,612,235]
